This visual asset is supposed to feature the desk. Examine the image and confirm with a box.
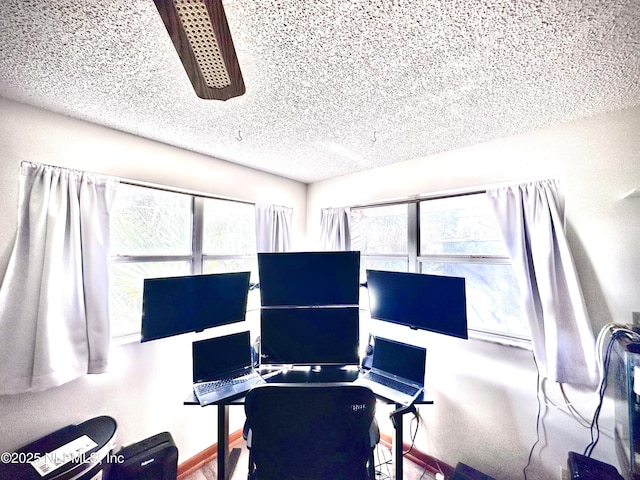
[185,367,433,480]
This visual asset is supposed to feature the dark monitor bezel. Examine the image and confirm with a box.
[141,271,251,342]
[259,306,361,366]
[366,269,468,340]
[257,251,360,307]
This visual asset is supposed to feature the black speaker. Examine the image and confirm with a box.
[361,334,374,370]
[111,432,178,480]
[252,335,261,367]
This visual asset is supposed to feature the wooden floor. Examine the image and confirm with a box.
[181,439,440,480]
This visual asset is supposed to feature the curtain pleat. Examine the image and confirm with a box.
[486,179,597,386]
[255,203,293,253]
[0,163,118,394]
[320,207,351,251]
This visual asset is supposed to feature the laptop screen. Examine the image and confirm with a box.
[192,331,251,383]
[371,336,426,384]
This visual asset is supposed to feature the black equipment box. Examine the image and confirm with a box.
[0,416,117,480]
[610,335,640,480]
[568,451,624,480]
[451,462,497,480]
[111,432,178,480]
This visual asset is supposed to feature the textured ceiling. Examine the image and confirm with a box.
[1,0,639,184]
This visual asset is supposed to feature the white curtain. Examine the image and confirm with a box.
[0,163,118,394]
[486,179,597,386]
[255,203,293,253]
[320,207,351,251]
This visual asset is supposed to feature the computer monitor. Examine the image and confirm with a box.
[366,269,468,339]
[257,251,360,307]
[141,271,251,342]
[259,306,360,366]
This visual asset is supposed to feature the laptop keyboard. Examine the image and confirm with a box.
[366,371,419,396]
[195,371,260,397]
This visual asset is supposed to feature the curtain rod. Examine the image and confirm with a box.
[118,178,255,206]
[340,177,559,210]
[347,188,487,210]
[21,161,256,206]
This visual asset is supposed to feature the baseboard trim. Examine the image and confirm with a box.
[379,431,455,478]
[177,428,245,479]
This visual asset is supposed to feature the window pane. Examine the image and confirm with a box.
[351,205,407,255]
[111,185,192,256]
[360,257,408,309]
[420,194,507,256]
[361,257,408,277]
[203,258,260,311]
[110,261,190,337]
[203,258,258,280]
[203,199,256,255]
[420,261,528,338]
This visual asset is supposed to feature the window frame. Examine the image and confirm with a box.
[350,191,531,347]
[110,183,257,342]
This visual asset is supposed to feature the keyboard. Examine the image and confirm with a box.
[365,371,419,396]
[195,371,260,397]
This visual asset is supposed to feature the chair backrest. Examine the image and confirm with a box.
[244,383,377,480]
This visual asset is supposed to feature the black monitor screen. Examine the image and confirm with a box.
[260,306,360,366]
[370,336,426,384]
[192,331,251,383]
[366,270,468,339]
[141,272,250,342]
[257,251,360,307]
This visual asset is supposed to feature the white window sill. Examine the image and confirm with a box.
[111,333,141,346]
[468,329,532,350]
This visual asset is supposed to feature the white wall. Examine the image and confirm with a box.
[307,106,640,479]
[0,97,307,462]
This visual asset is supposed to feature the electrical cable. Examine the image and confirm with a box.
[536,379,592,428]
[523,352,542,480]
[374,443,392,480]
[535,324,640,430]
[420,453,447,480]
[583,326,640,457]
[522,323,640,478]
[584,329,624,456]
[559,383,593,427]
[403,409,420,456]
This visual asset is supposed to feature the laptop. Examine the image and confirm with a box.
[192,331,265,406]
[355,335,426,406]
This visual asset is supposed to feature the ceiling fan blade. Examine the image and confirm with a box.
[153,0,245,101]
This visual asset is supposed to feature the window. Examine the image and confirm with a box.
[419,194,527,340]
[351,193,528,342]
[110,184,257,338]
[351,204,409,277]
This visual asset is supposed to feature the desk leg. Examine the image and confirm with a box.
[217,404,230,480]
[392,403,403,480]
[217,404,241,480]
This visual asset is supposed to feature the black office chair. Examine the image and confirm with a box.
[243,383,379,480]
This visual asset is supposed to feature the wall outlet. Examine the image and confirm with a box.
[633,312,640,325]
